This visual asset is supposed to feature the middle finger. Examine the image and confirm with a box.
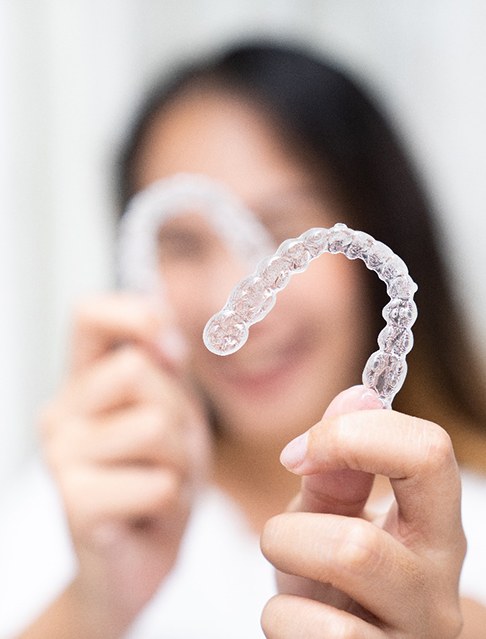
[261,510,425,630]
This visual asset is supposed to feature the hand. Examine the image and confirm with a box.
[261,385,466,638]
[40,294,210,634]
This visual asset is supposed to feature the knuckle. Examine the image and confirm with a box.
[136,407,187,466]
[333,519,382,577]
[262,594,362,639]
[137,407,166,444]
[312,416,346,464]
[322,415,345,453]
[322,415,361,468]
[420,421,455,470]
[43,417,91,476]
[141,471,181,513]
[38,411,71,468]
[260,514,286,561]
[260,595,285,638]
[446,608,464,638]
[58,469,89,517]
[326,618,361,639]
[430,602,463,638]
[72,295,101,328]
[443,609,464,638]
[116,346,152,380]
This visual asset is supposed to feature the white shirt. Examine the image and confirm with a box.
[0,458,485,638]
[458,469,486,602]
[0,459,275,639]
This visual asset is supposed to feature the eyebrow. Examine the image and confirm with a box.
[250,184,320,208]
[249,184,335,224]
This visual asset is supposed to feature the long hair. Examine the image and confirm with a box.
[117,40,486,465]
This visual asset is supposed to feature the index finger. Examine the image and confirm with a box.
[282,409,463,547]
[285,385,383,518]
[69,293,186,373]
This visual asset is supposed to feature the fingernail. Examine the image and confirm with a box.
[157,327,189,364]
[360,388,385,410]
[280,431,309,471]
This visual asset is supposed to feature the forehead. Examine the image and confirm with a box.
[133,88,313,208]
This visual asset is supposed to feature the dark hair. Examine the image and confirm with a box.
[117,40,486,459]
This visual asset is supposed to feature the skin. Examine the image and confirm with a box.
[21,88,485,638]
[261,386,466,638]
[136,89,373,450]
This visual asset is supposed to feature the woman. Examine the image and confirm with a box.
[9,41,486,638]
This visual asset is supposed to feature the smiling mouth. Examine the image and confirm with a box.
[213,332,313,391]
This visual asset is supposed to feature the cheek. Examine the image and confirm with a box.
[167,251,370,342]
[163,249,372,385]
[161,259,245,342]
[162,267,212,342]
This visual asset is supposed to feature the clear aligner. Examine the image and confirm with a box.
[203,223,418,408]
[118,173,275,293]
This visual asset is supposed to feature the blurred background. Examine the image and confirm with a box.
[1,0,486,497]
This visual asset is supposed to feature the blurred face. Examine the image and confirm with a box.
[134,88,373,446]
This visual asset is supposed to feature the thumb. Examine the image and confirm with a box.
[282,385,384,516]
[321,384,384,419]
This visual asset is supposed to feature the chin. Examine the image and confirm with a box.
[213,379,332,444]
[194,336,358,437]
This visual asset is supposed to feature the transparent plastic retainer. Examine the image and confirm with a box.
[118,175,417,409]
[118,173,274,294]
[203,223,418,408]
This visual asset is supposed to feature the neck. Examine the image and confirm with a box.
[212,432,301,533]
[212,432,397,533]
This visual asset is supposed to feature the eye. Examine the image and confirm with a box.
[157,227,209,262]
[256,195,338,244]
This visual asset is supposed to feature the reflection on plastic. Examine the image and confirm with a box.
[203,223,418,408]
[118,173,275,294]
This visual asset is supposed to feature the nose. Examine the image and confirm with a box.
[204,256,298,353]
[204,254,249,316]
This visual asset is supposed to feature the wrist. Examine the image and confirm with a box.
[19,577,132,639]
[69,574,136,639]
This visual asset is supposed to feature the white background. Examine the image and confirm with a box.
[1,0,486,496]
